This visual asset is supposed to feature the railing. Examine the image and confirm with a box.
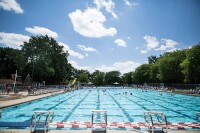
[30,111,54,133]
[144,111,168,133]
[28,88,62,96]
[92,110,107,133]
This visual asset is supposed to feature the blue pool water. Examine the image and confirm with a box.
[0,88,199,124]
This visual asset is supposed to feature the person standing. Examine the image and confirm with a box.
[6,84,11,95]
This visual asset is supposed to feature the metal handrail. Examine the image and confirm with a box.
[92,110,107,133]
[30,111,54,133]
[144,111,168,133]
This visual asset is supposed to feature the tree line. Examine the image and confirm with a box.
[133,45,200,84]
[0,35,199,85]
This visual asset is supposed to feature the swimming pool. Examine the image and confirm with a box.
[0,88,199,129]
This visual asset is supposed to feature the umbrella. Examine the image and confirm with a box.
[87,82,93,85]
[113,82,119,85]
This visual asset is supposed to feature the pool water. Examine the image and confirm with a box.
[0,88,199,123]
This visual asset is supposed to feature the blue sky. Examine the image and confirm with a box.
[0,0,200,74]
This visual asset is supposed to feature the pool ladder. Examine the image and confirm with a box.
[144,111,168,133]
[30,111,54,133]
[196,112,200,121]
[92,110,107,133]
[0,110,2,119]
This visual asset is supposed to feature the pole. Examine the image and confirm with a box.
[32,60,34,81]
[13,70,17,93]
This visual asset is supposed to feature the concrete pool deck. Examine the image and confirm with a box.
[0,90,64,108]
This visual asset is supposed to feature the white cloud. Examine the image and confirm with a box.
[25,26,58,38]
[96,61,140,74]
[123,0,139,7]
[0,0,23,13]
[93,0,117,18]
[59,42,84,59]
[114,61,140,74]
[144,35,159,49]
[77,44,97,52]
[69,60,141,74]
[140,50,147,54]
[132,3,139,6]
[124,0,131,6]
[155,39,178,51]
[142,36,178,53]
[0,32,29,48]
[114,39,127,47]
[167,48,177,52]
[141,35,160,53]
[69,60,92,72]
[96,65,117,73]
[69,8,117,38]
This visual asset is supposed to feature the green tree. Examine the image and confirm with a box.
[181,44,200,83]
[0,47,25,78]
[91,70,105,85]
[148,55,157,64]
[104,71,121,85]
[21,35,69,84]
[149,64,160,82]
[132,64,151,84]
[157,50,186,83]
[78,73,88,83]
[122,72,133,85]
[75,69,90,83]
